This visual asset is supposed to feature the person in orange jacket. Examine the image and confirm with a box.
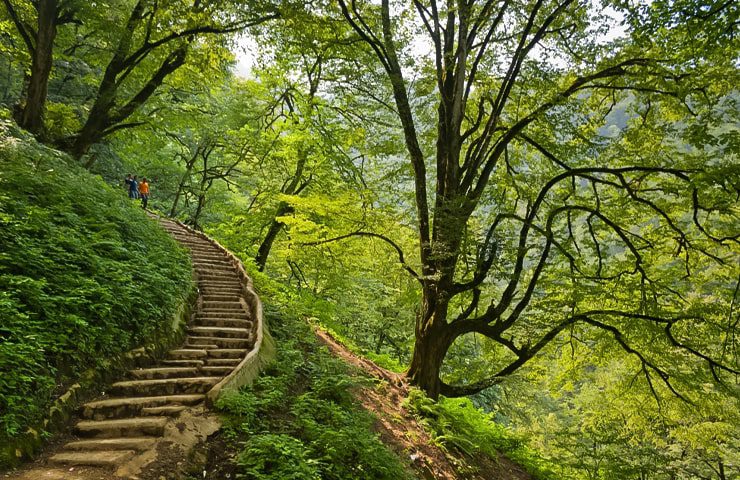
[139,177,150,209]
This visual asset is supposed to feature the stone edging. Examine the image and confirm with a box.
[168,220,275,406]
[2,283,196,467]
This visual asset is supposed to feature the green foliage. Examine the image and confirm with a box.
[216,300,413,480]
[237,434,321,480]
[489,348,740,479]
[404,389,559,479]
[2,0,735,475]
[0,118,192,448]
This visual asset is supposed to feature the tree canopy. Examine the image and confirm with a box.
[1,0,738,477]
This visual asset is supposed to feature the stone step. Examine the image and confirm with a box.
[195,312,253,330]
[110,377,220,396]
[81,394,205,420]
[172,235,207,242]
[196,311,249,320]
[167,349,208,360]
[198,286,243,294]
[198,277,240,285]
[195,312,250,319]
[196,265,236,272]
[195,259,233,265]
[191,253,228,260]
[195,315,253,332]
[74,417,168,438]
[200,286,239,293]
[187,245,220,250]
[190,251,224,258]
[186,336,252,349]
[193,259,229,266]
[197,279,241,285]
[160,359,205,367]
[195,267,236,275]
[193,259,231,266]
[198,274,240,282]
[65,437,156,452]
[195,318,253,329]
[50,450,136,466]
[208,348,248,359]
[184,341,219,350]
[188,250,221,256]
[201,366,233,376]
[181,241,215,248]
[167,230,201,237]
[201,294,243,303]
[205,358,241,367]
[201,301,244,311]
[129,367,201,380]
[188,326,249,338]
[188,245,222,252]
[193,260,232,267]
[141,405,188,416]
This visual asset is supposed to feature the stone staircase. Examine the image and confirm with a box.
[46,218,257,473]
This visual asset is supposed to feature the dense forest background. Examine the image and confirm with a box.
[1,0,738,478]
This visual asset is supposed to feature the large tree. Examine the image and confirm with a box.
[64,0,278,163]
[335,0,739,398]
[1,0,79,135]
[2,0,279,161]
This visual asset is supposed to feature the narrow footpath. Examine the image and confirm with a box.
[6,218,258,480]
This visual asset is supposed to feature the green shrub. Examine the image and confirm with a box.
[238,434,321,480]
[217,309,413,480]
[405,388,559,479]
[0,119,192,450]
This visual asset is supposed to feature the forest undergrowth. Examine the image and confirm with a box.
[191,257,559,479]
[201,305,416,480]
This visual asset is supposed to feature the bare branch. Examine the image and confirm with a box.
[303,230,422,282]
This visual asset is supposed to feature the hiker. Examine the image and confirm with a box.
[130,175,139,199]
[139,177,150,209]
[124,174,133,197]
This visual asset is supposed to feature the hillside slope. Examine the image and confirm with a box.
[0,117,193,464]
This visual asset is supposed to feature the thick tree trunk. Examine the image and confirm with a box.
[18,0,57,135]
[192,193,206,229]
[406,294,455,400]
[406,315,454,399]
[406,201,470,399]
[255,202,293,272]
[255,152,307,272]
[76,118,106,164]
[170,154,198,217]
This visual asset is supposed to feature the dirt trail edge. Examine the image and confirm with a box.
[313,327,533,480]
[4,217,260,480]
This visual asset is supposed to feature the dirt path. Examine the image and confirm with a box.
[313,327,533,480]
